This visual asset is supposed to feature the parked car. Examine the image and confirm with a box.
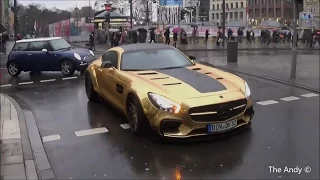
[7,37,95,76]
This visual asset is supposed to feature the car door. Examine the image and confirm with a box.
[96,51,120,107]
[28,41,55,71]
[10,42,30,71]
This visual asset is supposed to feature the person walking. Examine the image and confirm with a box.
[89,32,94,50]
[205,29,209,44]
[164,29,170,45]
[246,30,251,44]
[173,32,178,48]
[149,29,156,43]
[1,32,9,54]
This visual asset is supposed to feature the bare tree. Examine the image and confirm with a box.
[133,0,155,21]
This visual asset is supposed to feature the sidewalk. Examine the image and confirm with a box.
[71,41,320,52]
[201,53,320,92]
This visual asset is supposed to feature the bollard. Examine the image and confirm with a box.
[227,41,238,62]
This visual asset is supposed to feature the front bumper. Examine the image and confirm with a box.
[74,56,95,71]
[145,99,254,139]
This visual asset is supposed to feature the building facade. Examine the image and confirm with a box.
[303,0,319,21]
[209,0,248,26]
[247,0,296,26]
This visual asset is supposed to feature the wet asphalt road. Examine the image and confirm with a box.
[0,57,319,179]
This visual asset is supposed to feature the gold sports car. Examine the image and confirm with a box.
[85,43,254,138]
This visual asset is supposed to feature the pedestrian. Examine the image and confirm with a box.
[164,29,170,45]
[250,30,255,43]
[1,32,9,54]
[246,30,251,44]
[227,28,233,40]
[173,32,178,48]
[149,29,156,43]
[132,31,138,43]
[205,29,209,44]
[89,32,94,50]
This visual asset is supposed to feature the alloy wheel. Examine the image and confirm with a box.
[61,61,70,74]
[8,63,18,75]
[128,103,139,132]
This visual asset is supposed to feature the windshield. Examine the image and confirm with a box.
[49,39,71,51]
[120,49,193,71]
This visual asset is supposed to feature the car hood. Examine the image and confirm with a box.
[127,64,243,99]
[67,48,92,57]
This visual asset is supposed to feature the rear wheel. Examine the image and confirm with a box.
[61,59,75,76]
[85,73,99,102]
[127,96,150,136]
[7,61,21,76]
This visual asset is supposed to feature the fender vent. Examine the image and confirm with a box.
[216,77,223,80]
[162,83,182,86]
[192,68,201,71]
[204,72,212,74]
[138,72,158,75]
[151,77,169,80]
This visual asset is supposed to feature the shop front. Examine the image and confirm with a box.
[91,11,135,31]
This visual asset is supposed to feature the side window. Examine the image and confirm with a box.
[12,42,29,51]
[102,51,118,68]
[29,41,50,51]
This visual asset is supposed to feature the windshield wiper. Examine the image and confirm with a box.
[158,66,184,70]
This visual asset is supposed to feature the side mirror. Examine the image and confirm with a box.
[42,49,48,53]
[101,61,112,68]
[189,55,196,60]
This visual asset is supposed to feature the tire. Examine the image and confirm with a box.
[60,59,75,76]
[85,73,99,102]
[127,96,150,136]
[7,61,21,77]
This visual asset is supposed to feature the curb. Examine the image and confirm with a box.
[4,94,57,180]
[198,60,320,93]
[70,43,320,52]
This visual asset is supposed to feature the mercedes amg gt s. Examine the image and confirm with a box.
[84,43,254,138]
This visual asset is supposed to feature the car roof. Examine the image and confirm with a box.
[16,37,62,43]
[119,43,174,52]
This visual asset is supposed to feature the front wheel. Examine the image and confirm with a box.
[85,73,99,102]
[7,61,21,76]
[127,96,150,136]
[61,59,75,76]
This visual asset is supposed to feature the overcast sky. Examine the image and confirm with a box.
[19,0,95,10]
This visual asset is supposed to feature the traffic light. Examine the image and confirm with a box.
[181,10,185,20]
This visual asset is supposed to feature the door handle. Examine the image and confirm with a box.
[27,54,32,55]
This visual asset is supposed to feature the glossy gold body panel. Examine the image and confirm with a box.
[86,47,254,138]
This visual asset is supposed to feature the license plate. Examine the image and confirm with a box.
[208,120,237,133]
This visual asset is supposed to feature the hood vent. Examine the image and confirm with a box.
[192,68,201,71]
[162,82,182,86]
[216,77,223,80]
[204,72,212,74]
[151,77,169,80]
[138,72,158,75]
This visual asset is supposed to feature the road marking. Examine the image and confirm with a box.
[256,100,279,105]
[42,134,61,143]
[62,76,77,80]
[40,79,56,83]
[120,123,130,129]
[280,96,300,101]
[75,127,109,137]
[301,93,319,98]
[0,84,12,87]
[18,81,34,85]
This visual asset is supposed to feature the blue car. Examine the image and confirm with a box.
[7,37,95,76]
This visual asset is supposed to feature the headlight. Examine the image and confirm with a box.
[244,81,251,98]
[89,50,94,56]
[148,93,181,113]
[74,53,81,60]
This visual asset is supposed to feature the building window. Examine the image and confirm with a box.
[262,0,265,4]
[212,4,215,10]
[255,0,257,4]
[216,13,219,19]
[240,12,243,18]
[236,2,238,8]
[241,2,243,7]
[276,0,279,3]
[231,3,233,8]
[212,13,215,19]
[235,12,238,19]
[230,12,233,18]
[269,0,272,4]
[217,4,219,9]
[276,8,280,13]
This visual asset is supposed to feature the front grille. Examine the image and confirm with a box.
[189,99,247,122]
